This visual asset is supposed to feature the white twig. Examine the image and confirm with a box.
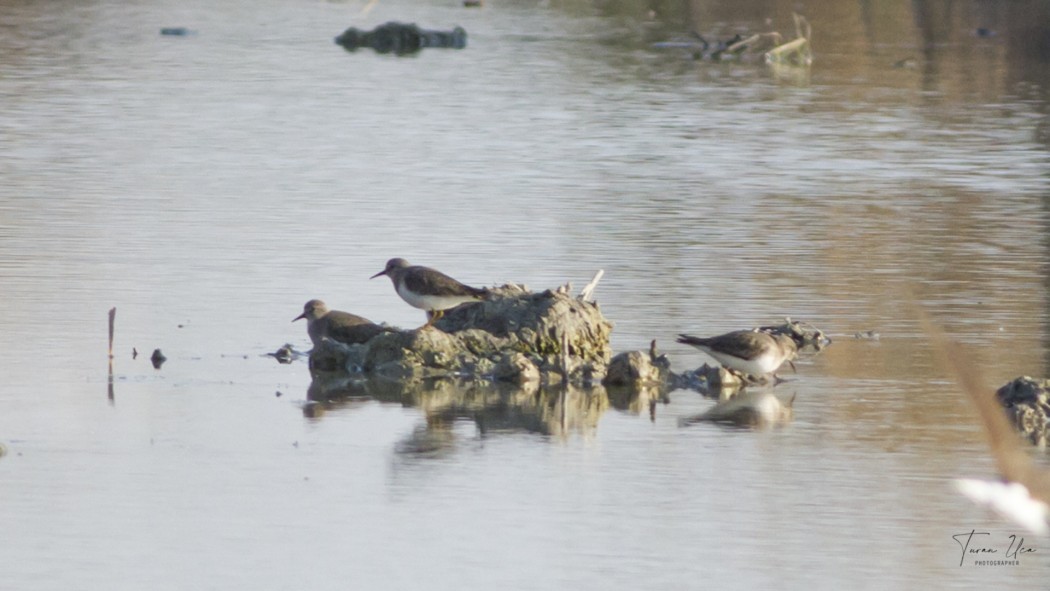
[578,269,604,302]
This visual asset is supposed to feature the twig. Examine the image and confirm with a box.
[108,307,115,359]
[108,307,115,402]
[793,12,812,42]
[726,32,782,55]
[765,13,812,66]
[578,269,604,302]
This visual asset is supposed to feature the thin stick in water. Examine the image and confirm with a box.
[108,307,116,359]
[108,307,116,402]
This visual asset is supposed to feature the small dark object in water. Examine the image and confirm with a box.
[132,347,138,359]
[975,27,996,38]
[653,32,747,61]
[160,27,193,36]
[853,330,880,341]
[275,391,283,398]
[463,0,483,6]
[707,33,743,60]
[335,22,467,55]
[150,349,167,369]
[272,344,296,364]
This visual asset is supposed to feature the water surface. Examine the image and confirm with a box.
[1,0,1049,588]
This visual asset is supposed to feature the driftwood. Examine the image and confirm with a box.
[765,13,812,66]
[652,12,811,66]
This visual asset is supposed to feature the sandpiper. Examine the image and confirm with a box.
[676,330,797,378]
[370,258,486,326]
[293,299,388,347]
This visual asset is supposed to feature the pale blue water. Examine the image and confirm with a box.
[2,0,1049,588]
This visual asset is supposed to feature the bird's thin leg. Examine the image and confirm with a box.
[421,309,444,330]
[421,310,436,329]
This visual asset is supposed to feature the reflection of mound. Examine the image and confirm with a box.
[306,373,609,454]
[607,384,668,421]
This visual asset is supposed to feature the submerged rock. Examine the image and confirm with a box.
[308,284,612,384]
[675,363,747,395]
[605,350,663,386]
[335,22,467,55]
[997,377,1050,447]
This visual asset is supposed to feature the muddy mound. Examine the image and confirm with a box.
[310,284,612,385]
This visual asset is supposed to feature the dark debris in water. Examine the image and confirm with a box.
[268,343,306,364]
[160,27,195,36]
[334,22,467,55]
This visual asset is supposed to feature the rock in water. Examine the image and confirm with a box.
[308,284,611,384]
[335,22,467,54]
[998,377,1050,447]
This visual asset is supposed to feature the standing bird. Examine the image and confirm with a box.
[370,258,486,327]
[293,299,389,347]
[676,330,797,378]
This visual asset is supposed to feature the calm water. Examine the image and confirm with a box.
[2,0,1049,588]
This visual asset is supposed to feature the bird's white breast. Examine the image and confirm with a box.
[396,280,475,312]
[702,347,780,375]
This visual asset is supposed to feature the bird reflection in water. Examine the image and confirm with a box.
[679,389,796,430]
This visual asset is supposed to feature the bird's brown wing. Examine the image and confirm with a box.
[327,316,391,345]
[678,330,768,360]
[327,310,373,327]
[405,265,486,298]
[325,311,382,345]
